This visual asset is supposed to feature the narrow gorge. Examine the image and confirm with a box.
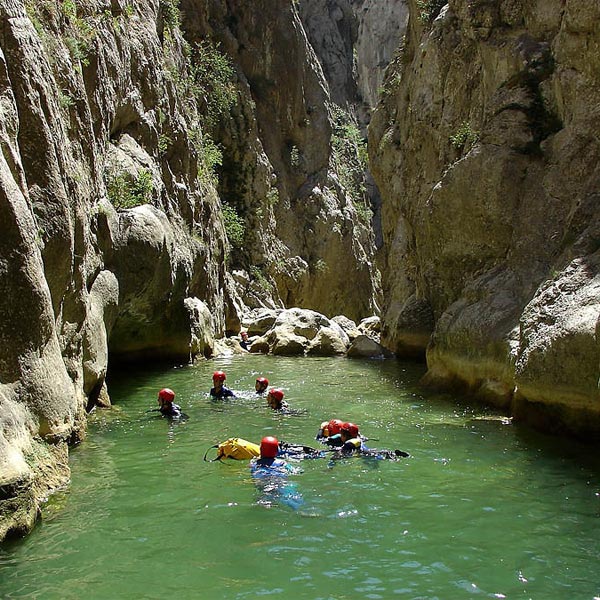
[0,0,598,542]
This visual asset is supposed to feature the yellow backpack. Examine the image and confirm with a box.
[204,437,261,461]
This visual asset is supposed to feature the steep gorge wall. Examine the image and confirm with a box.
[0,0,379,539]
[0,0,232,539]
[370,0,600,436]
[183,0,381,320]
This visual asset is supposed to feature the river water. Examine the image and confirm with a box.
[1,355,599,599]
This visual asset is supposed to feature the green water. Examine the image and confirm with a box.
[1,355,599,599]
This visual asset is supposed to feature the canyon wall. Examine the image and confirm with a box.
[370,0,600,436]
[0,0,380,539]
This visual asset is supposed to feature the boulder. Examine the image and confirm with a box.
[347,334,394,358]
[358,315,381,340]
[248,336,271,355]
[307,327,348,356]
[271,332,308,356]
[250,307,351,356]
[332,315,361,340]
[184,298,215,359]
[82,270,120,405]
[243,308,281,336]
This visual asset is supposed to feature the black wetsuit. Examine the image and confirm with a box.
[210,385,235,398]
[322,434,344,448]
[159,403,187,420]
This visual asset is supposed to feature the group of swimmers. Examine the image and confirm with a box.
[153,369,407,508]
[209,370,290,411]
[154,370,289,421]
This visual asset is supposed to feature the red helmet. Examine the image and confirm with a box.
[341,422,359,438]
[256,377,269,386]
[212,370,226,382]
[328,419,343,436]
[260,436,279,458]
[158,388,175,402]
[268,388,284,402]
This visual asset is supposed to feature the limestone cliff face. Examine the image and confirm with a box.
[0,0,232,538]
[182,0,380,322]
[0,0,380,538]
[351,0,409,118]
[298,0,358,107]
[299,0,408,122]
[370,0,600,434]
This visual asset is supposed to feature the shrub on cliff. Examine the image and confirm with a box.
[416,0,446,24]
[106,170,154,209]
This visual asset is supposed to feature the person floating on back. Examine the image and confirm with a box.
[210,370,235,399]
[156,388,187,420]
[255,377,269,395]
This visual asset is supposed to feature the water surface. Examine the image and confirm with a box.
[1,355,599,599]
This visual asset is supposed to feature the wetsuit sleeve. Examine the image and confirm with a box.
[324,434,343,447]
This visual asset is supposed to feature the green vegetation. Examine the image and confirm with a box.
[289,145,301,169]
[24,0,46,35]
[329,103,372,222]
[64,35,91,67]
[416,0,446,24]
[266,187,279,207]
[222,203,245,249]
[158,133,172,156]
[162,38,237,185]
[449,121,479,151]
[106,169,154,209]
[313,259,329,274]
[60,0,77,19]
[189,40,237,130]
[189,129,223,185]
[59,0,96,68]
[250,265,273,292]
[160,0,181,32]
[58,89,75,109]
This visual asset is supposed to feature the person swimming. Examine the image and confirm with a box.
[210,370,235,398]
[240,331,250,351]
[155,388,188,420]
[316,418,344,445]
[331,422,410,460]
[250,436,303,510]
[266,388,289,411]
[255,377,269,394]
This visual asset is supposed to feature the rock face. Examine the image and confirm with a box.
[369,0,600,434]
[183,0,381,322]
[351,0,409,117]
[0,0,383,539]
[300,0,409,123]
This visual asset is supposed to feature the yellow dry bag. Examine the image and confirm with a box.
[204,437,260,461]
